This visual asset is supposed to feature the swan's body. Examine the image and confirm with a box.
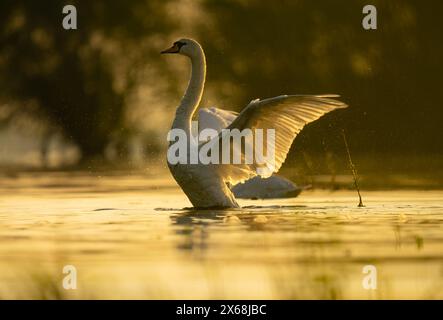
[232,175,303,199]
[162,39,347,208]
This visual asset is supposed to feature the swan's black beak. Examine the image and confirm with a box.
[161,44,180,54]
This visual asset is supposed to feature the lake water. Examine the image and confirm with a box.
[0,172,442,299]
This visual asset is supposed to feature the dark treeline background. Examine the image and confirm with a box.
[0,0,442,171]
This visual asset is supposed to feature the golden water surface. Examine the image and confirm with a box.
[0,172,442,299]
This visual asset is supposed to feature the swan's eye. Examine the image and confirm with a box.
[174,41,186,49]
[161,41,186,54]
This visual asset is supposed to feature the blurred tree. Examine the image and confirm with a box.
[199,0,443,159]
[0,0,176,162]
[0,0,442,169]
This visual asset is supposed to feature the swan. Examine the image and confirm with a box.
[232,175,304,200]
[161,38,347,208]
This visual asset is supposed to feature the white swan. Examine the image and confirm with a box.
[161,38,347,208]
[232,175,304,200]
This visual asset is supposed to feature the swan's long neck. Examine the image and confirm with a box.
[172,48,206,136]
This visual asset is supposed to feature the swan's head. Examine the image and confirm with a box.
[161,38,202,58]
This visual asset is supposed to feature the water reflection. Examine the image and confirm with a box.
[0,173,443,299]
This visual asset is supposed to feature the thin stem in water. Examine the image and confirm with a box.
[342,129,364,207]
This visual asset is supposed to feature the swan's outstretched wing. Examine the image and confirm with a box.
[212,95,347,185]
[198,107,238,133]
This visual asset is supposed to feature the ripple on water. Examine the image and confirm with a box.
[0,174,442,299]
